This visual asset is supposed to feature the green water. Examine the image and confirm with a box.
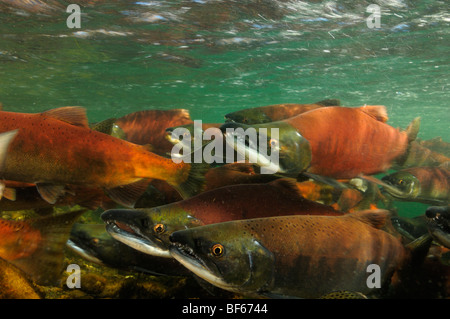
[0,0,448,218]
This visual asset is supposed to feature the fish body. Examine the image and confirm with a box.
[101,179,343,258]
[169,210,406,298]
[420,137,450,157]
[381,167,450,205]
[203,163,279,191]
[0,209,85,285]
[0,107,205,206]
[221,106,417,179]
[116,109,193,154]
[224,99,340,124]
[394,140,450,169]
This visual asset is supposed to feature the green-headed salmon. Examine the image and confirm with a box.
[101,179,343,258]
[221,105,419,179]
[380,166,450,205]
[169,209,406,298]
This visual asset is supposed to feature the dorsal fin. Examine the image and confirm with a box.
[405,117,421,142]
[268,178,303,198]
[348,209,390,229]
[358,105,388,123]
[43,106,89,128]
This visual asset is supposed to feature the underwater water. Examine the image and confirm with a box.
[0,0,448,300]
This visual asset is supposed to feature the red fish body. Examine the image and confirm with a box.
[286,106,412,178]
[0,107,204,206]
[116,109,193,153]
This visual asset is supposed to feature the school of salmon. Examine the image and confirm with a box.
[0,101,448,299]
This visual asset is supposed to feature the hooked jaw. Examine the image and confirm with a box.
[169,232,232,290]
[380,174,419,199]
[101,209,171,258]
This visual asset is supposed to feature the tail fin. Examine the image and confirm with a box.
[9,209,86,286]
[173,162,209,199]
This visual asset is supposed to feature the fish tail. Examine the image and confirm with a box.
[10,209,86,286]
[172,162,209,199]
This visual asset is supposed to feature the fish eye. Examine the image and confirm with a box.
[154,223,165,234]
[211,244,224,257]
[269,138,279,147]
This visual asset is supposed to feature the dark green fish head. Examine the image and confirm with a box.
[425,205,450,248]
[224,108,273,125]
[169,222,274,295]
[381,171,420,199]
[220,121,311,176]
[68,223,118,266]
[101,206,202,258]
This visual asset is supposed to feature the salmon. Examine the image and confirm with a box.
[0,107,206,207]
[115,109,193,154]
[101,178,344,258]
[222,105,420,179]
[380,166,450,205]
[169,209,408,298]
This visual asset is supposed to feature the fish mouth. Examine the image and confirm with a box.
[362,175,409,199]
[66,239,104,266]
[220,123,281,174]
[101,210,171,258]
[169,243,233,291]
